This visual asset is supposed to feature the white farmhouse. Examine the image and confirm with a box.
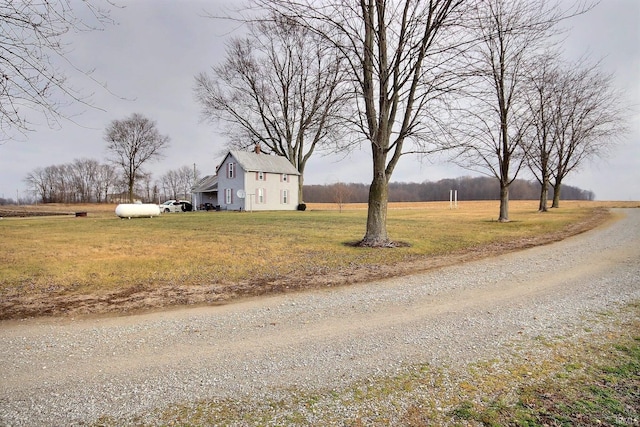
[216,147,300,211]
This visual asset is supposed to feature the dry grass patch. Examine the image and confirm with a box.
[0,200,628,319]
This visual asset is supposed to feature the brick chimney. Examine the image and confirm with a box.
[254,143,261,154]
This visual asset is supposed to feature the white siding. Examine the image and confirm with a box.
[217,152,300,211]
[244,171,299,211]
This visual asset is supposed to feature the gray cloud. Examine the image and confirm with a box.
[1,0,637,201]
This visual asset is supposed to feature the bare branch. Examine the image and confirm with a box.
[194,12,351,202]
[104,113,170,203]
[0,0,115,142]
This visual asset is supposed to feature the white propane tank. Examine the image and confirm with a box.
[115,203,161,219]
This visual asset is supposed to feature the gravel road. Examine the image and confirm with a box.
[1,209,639,426]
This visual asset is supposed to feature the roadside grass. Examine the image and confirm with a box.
[0,201,606,302]
[94,302,640,426]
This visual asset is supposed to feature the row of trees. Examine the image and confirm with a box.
[19,165,595,205]
[304,177,594,204]
[23,158,199,204]
[1,3,174,205]
[196,0,627,246]
[3,1,628,247]
[21,111,184,204]
[523,57,622,211]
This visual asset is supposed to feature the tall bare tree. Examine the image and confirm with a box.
[68,158,97,202]
[524,52,562,212]
[0,0,112,141]
[195,13,349,203]
[549,60,627,208]
[104,113,170,203]
[23,167,51,202]
[252,0,468,246]
[452,0,588,221]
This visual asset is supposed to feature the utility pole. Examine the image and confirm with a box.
[193,163,197,210]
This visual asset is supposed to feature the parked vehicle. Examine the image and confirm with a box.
[159,200,193,213]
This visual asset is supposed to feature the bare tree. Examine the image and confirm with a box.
[524,52,562,212]
[104,113,170,203]
[95,163,117,202]
[178,164,198,200]
[251,0,469,246]
[195,13,349,204]
[452,0,588,221]
[23,167,50,202]
[524,55,627,210]
[50,164,70,202]
[163,171,178,200]
[160,167,190,200]
[0,0,113,141]
[332,181,352,213]
[25,159,116,203]
[549,60,627,208]
[137,172,154,203]
[151,183,160,204]
[69,158,101,202]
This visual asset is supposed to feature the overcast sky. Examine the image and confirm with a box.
[1,0,638,202]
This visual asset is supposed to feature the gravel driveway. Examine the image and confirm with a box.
[1,209,639,426]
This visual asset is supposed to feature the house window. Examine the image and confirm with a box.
[281,173,288,182]
[257,188,265,204]
[225,188,233,204]
[282,189,289,204]
[227,162,235,179]
[257,171,264,181]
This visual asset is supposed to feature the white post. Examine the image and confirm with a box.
[454,190,458,209]
[449,190,453,209]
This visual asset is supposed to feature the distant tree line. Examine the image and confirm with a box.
[0,197,18,206]
[21,161,594,205]
[23,158,199,204]
[304,177,594,204]
[24,159,119,204]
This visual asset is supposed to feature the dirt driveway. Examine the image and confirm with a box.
[0,209,639,426]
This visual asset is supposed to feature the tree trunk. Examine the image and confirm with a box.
[360,146,390,246]
[499,183,509,222]
[552,180,561,208]
[128,179,135,203]
[361,172,389,246]
[538,175,549,212]
[297,172,304,204]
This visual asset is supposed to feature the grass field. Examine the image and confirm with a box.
[0,200,637,319]
[1,200,638,425]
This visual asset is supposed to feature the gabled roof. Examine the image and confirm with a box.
[224,150,300,175]
[192,175,218,192]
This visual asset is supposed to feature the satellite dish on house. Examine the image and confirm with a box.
[237,189,246,199]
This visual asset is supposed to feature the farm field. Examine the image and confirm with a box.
[0,200,637,319]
